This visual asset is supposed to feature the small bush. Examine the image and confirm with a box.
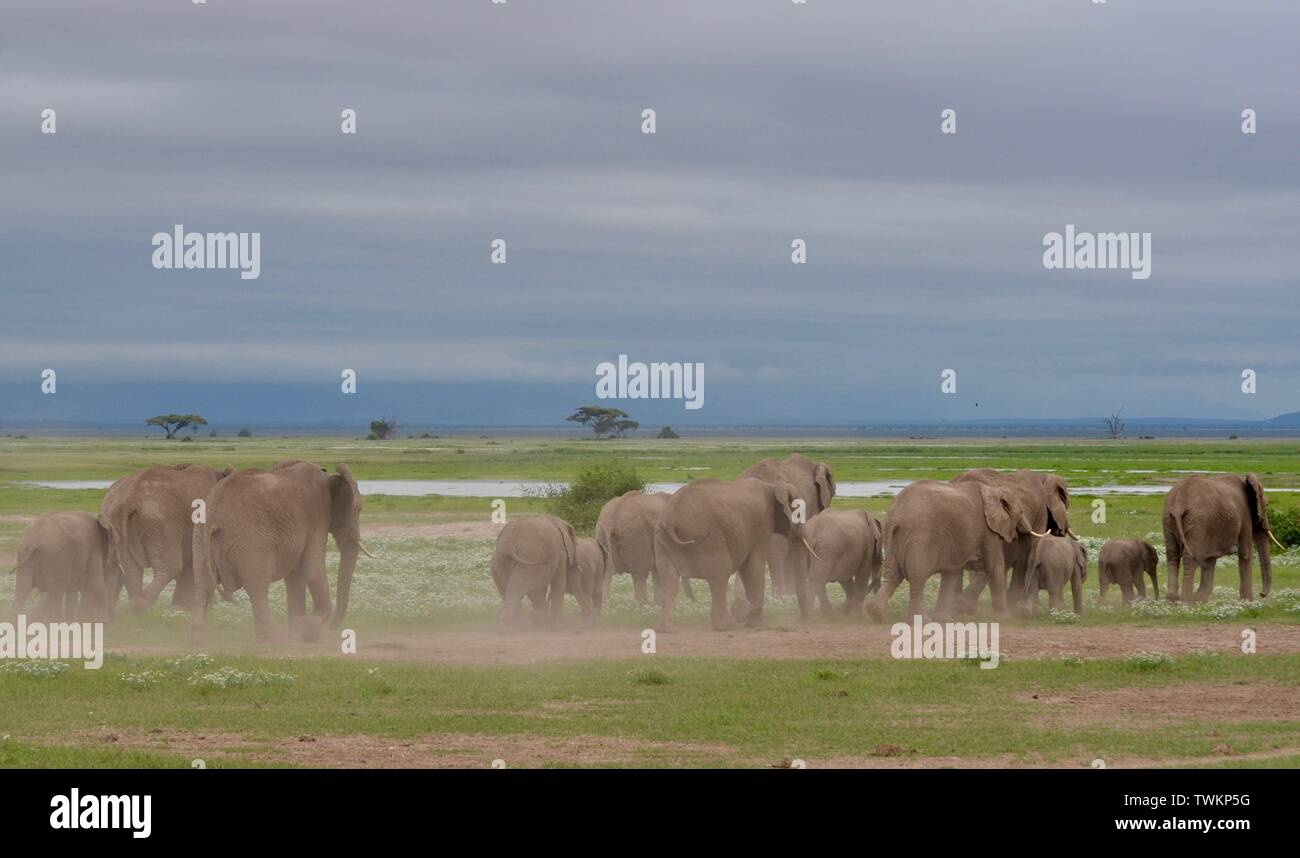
[657,426,680,439]
[540,460,645,534]
[237,428,252,438]
[1270,506,1300,548]
[629,668,669,686]
[1124,651,1174,672]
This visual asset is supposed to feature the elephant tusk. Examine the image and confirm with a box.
[1066,528,1081,541]
[1029,529,1052,538]
[1268,530,1285,550]
[801,538,821,562]
[358,542,377,559]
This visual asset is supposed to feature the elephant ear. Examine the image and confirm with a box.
[328,464,363,536]
[769,483,797,535]
[979,484,1017,543]
[814,463,836,512]
[1143,541,1159,574]
[1244,473,1270,531]
[1044,475,1070,533]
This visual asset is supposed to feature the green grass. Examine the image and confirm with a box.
[1,652,1296,768]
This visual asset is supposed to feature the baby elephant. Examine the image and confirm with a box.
[785,509,882,619]
[1098,538,1159,604]
[1021,535,1086,616]
[12,512,117,622]
[491,515,591,630]
[575,537,610,615]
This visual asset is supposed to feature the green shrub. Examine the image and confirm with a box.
[1270,506,1300,548]
[540,460,645,534]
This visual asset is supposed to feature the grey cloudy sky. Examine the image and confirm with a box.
[2,0,1298,425]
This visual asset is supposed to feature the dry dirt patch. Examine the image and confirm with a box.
[66,728,734,768]
[1020,682,1300,727]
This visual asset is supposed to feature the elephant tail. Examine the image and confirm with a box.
[12,544,34,575]
[659,523,704,547]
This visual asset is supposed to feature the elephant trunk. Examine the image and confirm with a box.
[332,540,360,628]
[1256,532,1273,598]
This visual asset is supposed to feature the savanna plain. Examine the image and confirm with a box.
[1,436,1298,769]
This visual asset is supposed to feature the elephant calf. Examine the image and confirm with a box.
[12,512,117,622]
[785,509,882,620]
[492,515,591,630]
[575,537,609,614]
[594,490,694,606]
[1021,535,1086,616]
[1097,538,1159,605]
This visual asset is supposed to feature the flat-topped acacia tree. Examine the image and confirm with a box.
[146,414,208,439]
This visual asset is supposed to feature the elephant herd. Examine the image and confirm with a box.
[8,455,1285,639]
[10,461,370,643]
[492,457,1285,631]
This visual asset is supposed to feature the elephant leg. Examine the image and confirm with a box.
[767,535,790,596]
[1071,571,1084,615]
[36,589,62,623]
[1047,582,1062,612]
[117,556,147,614]
[866,569,903,623]
[933,570,961,622]
[139,544,185,611]
[633,572,651,606]
[1118,571,1134,605]
[11,562,35,623]
[1194,559,1216,602]
[738,552,766,627]
[653,551,681,632]
[246,579,281,643]
[1098,567,1110,603]
[170,567,195,610]
[1178,555,1199,603]
[987,561,1009,617]
[818,582,836,618]
[526,590,547,628]
[706,576,732,631]
[678,576,696,602]
[843,577,867,618]
[1164,533,1182,601]
[791,559,812,621]
[1237,538,1254,601]
[957,570,987,614]
[1134,568,1147,600]
[545,573,566,630]
[906,575,927,622]
[284,570,308,633]
[301,545,333,634]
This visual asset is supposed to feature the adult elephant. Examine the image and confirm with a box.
[594,490,694,606]
[951,469,1074,612]
[653,477,811,631]
[492,515,587,629]
[190,461,370,643]
[100,464,234,613]
[866,480,1044,623]
[1163,474,1282,602]
[740,453,836,595]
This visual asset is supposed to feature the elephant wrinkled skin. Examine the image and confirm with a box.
[190,461,367,643]
[653,477,809,631]
[951,468,1073,611]
[492,514,589,629]
[1162,473,1279,602]
[11,511,117,622]
[594,490,694,605]
[99,464,234,613]
[867,479,1040,623]
[1022,534,1087,616]
[740,454,835,595]
[785,509,882,619]
[1098,538,1159,604]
